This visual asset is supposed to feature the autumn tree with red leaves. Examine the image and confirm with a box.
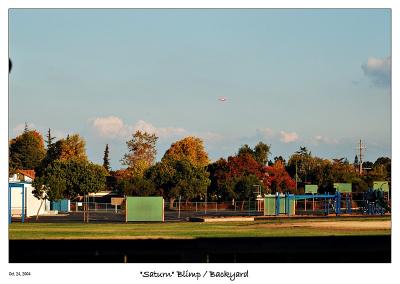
[207,153,270,201]
[265,160,296,194]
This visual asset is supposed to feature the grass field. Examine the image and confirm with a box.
[9,216,391,240]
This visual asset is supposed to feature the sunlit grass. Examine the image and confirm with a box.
[9,216,391,240]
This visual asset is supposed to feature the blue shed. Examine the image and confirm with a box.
[50,199,70,213]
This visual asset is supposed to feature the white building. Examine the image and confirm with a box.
[9,170,50,218]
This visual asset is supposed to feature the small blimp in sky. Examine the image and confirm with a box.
[218,97,228,102]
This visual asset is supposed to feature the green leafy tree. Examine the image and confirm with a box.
[287,146,313,184]
[9,130,46,173]
[234,174,262,210]
[237,142,270,166]
[373,157,391,180]
[146,158,210,207]
[362,161,374,170]
[33,159,107,201]
[237,144,254,157]
[38,134,87,175]
[121,131,158,177]
[254,142,271,166]
[118,176,156,197]
[145,161,176,206]
[169,159,210,202]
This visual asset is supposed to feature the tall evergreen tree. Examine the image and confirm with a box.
[354,155,359,165]
[45,128,56,149]
[103,144,110,172]
[24,122,29,133]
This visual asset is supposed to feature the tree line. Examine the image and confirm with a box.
[9,125,391,205]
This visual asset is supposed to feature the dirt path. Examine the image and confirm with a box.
[257,220,391,230]
[302,220,391,229]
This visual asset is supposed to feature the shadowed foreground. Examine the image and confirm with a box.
[10,236,390,263]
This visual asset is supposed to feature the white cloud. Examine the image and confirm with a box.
[134,120,186,138]
[91,116,186,139]
[198,132,224,143]
[256,127,275,139]
[92,116,126,138]
[279,131,298,143]
[361,56,391,88]
[313,135,338,145]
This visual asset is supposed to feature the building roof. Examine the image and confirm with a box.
[17,169,36,180]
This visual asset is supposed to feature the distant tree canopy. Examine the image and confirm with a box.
[121,131,158,177]
[9,129,46,173]
[266,160,296,194]
[143,138,211,205]
[207,152,270,201]
[9,123,390,202]
[57,134,87,161]
[118,176,157,197]
[162,136,209,167]
[38,134,88,175]
[287,146,313,184]
[237,142,271,166]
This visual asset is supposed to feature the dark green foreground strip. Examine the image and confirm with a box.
[10,235,390,263]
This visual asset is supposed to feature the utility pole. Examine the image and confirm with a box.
[295,162,298,192]
[356,139,366,175]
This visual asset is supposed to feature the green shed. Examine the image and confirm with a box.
[126,196,164,222]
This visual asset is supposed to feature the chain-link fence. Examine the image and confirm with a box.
[69,194,389,221]
[70,202,123,213]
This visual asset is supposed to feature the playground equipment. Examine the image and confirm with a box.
[264,192,341,216]
[264,191,355,216]
[333,183,352,214]
[263,182,390,216]
[362,188,390,215]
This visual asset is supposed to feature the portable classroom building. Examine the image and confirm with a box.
[9,182,50,218]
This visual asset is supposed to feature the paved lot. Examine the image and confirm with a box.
[12,209,265,223]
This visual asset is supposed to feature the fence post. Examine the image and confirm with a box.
[178,196,181,219]
[196,202,197,212]
[216,202,217,212]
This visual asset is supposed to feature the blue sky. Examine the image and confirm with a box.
[9,9,391,169]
